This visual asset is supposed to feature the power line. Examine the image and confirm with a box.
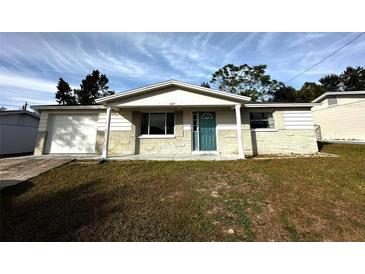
[285,32,365,84]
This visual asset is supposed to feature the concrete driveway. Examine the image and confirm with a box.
[0,157,73,190]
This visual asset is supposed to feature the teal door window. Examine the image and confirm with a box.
[199,112,216,151]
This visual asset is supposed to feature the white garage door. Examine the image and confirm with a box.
[46,114,98,154]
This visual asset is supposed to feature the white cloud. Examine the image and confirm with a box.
[223,33,259,63]
[0,71,55,92]
[257,32,277,50]
[0,32,364,102]
[288,33,327,48]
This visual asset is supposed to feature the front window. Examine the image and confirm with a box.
[250,112,275,129]
[141,112,174,135]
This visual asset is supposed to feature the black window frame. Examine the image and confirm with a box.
[249,112,275,129]
[140,112,175,135]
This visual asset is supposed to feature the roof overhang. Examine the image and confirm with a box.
[0,110,40,119]
[244,103,318,108]
[312,91,365,103]
[31,105,106,111]
[95,80,251,104]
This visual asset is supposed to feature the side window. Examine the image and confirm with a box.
[250,112,275,129]
[192,112,198,132]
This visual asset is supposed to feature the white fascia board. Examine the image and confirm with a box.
[244,103,318,108]
[95,80,251,104]
[112,104,237,109]
[31,105,106,110]
[311,91,365,103]
[0,110,40,119]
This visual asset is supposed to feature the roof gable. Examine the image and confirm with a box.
[108,86,246,107]
[95,80,251,106]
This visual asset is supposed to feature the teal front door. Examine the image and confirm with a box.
[199,112,216,151]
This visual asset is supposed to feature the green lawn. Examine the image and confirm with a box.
[1,144,364,241]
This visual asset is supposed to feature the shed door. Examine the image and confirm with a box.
[199,112,216,151]
[46,114,97,154]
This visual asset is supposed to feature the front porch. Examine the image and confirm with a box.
[100,105,245,159]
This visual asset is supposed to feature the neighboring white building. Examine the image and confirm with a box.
[0,110,40,155]
[31,80,319,158]
[311,91,365,143]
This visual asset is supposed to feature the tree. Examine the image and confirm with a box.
[340,66,365,91]
[210,64,281,102]
[270,85,298,102]
[297,82,325,102]
[74,70,115,104]
[318,66,365,92]
[319,74,341,92]
[55,78,77,105]
[200,82,210,88]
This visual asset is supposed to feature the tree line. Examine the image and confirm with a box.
[55,66,365,105]
[55,70,115,105]
[201,65,365,102]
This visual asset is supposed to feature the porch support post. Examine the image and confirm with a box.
[102,106,112,159]
[235,104,245,159]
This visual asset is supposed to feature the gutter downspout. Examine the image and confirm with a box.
[102,106,112,159]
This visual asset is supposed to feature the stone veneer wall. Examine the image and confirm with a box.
[218,130,238,154]
[242,111,253,156]
[108,131,135,156]
[96,111,137,156]
[33,131,48,156]
[33,108,318,157]
[137,111,192,155]
[95,130,104,155]
[250,129,318,155]
[241,109,318,156]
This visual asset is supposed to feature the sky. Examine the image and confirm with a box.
[0,32,364,109]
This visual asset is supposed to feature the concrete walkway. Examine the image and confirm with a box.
[0,158,73,190]
[108,154,241,161]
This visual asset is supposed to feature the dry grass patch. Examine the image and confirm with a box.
[1,144,364,241]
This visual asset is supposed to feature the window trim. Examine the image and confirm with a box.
[249,111,276,130]
[250,128,278,132]
[138,134,176,139]
[140,112,175,136]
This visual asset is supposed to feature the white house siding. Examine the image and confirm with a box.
[283,111,315,129]
[109,87,238,107]
[312,100,365,141]
[97,110,132,131]
[336,95,365,105]
[313,95,365,111]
